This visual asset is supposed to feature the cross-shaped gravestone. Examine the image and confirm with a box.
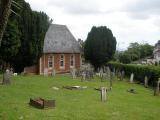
[130,73,134,83]
[101,87,107,102]
[144,76,148,88]
[2,69,11,85]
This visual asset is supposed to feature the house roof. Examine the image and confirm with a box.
[43,24,81,53]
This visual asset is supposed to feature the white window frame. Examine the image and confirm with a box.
[60,54,65,69]
[48,55,53,69]
[70,54,75,68]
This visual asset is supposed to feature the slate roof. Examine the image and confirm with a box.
[43,24,81,53]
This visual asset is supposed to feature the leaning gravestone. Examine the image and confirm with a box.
[101,87,107,102]
[154,79,160,96]
[144,76,148,88]
[2,69,11,85]
[130,73,134,83]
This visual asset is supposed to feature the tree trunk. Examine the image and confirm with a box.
[0,0,12,46]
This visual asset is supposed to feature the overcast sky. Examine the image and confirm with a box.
[25,0,160,50]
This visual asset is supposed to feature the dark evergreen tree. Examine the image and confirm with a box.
[0,0,50,72]
[0,19,21,66]
[84,26,117,69]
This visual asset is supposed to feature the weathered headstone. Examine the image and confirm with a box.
[51,69,56,76]
[106,67,111,80]
[100,68,103,80]
[130,73,134,83]
[101,87,107,102]
[144,76,148,88]
[81,71,86,82]
[71,68,76,79]
[111,68,115,79]
[44,68,48,76]
[10,68,13,75]
[154,79,160,96]
[121,71,125,81]
[2,69,11,85]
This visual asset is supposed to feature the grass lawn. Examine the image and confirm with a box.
[0,74,160,120]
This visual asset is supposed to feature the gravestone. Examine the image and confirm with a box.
[154,79,160,96]
[51,69,56,76]
[81,71,86,82]
[101,87,107,102]
[71,68,76,79]
[10,68,13,75]
[121,71,125,80]
[44,68,48,76]
[2,69,11,85]
[107,67,111,80]
[111,68,115,79]
[144,76,148,88]
[109,78,112,90]
[130,73,134,83]
[99,68,104,80]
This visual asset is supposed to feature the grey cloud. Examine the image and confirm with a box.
[124,0,160,19]
[47,0,113,15]
[154,18,160,30]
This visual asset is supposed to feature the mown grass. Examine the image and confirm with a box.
[0,74,159,120]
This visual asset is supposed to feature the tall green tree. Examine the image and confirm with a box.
[119,52,131,64]
[0,0,12,45]
[84,26,117,69]
[116,42,154,64]
[0,0,50,72]
[0,19,21,66]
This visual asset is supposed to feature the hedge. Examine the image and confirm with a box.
[108,62,160,86]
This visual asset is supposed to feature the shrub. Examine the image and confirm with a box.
[108,62,160,86]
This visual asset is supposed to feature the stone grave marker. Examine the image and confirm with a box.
[107,67,111,80]
[101,87,107,102]
[81,71,86,82]
[44,68,48,76]
[130,73,134,83]
[51,69,56,76]
[2,69,11,85]
[71,68,76,79]
[100,68,104,80]
[121,70,125,80]
[144,76,148,88]
[154,79,160,96]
